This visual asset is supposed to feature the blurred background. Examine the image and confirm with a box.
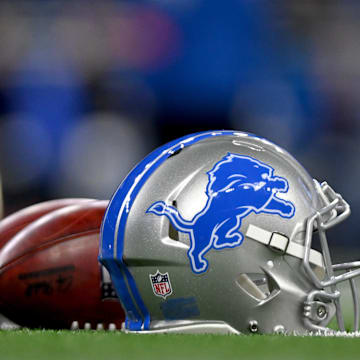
[0,0,359,259]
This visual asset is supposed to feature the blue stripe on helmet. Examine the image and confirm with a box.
[99,130,249,331]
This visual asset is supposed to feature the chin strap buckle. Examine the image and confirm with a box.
[268,232,289,254]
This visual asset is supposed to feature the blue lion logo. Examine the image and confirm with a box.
[147,153,295,274]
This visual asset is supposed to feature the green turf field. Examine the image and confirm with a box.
[1,330,360,360]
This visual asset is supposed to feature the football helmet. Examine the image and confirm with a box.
[100,131,360,335]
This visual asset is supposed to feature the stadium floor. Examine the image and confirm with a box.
[1,330,360,360]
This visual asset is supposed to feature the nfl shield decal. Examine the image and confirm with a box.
[150,270,173,299]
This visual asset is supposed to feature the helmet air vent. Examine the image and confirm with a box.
[168,200,179,241]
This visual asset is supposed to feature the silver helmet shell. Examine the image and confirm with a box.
[100,131,358,335]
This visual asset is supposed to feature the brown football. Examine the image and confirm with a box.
[0,200,125,330]
[0,198,95,249]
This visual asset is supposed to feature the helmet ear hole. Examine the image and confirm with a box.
[236,271,282,304]
[236,273,269,301]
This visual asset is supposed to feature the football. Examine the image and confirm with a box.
[0,200,125,330]
[0,198,95,249]
[0,198,97,329]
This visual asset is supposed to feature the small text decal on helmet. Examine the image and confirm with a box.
[147,154,295,274]
[149,270,173,299]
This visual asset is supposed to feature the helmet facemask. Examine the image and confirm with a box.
[303,181,360,333]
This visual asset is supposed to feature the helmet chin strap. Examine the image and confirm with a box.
[246,224,324,269]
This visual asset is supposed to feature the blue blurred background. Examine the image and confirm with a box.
[0,0,359,255]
